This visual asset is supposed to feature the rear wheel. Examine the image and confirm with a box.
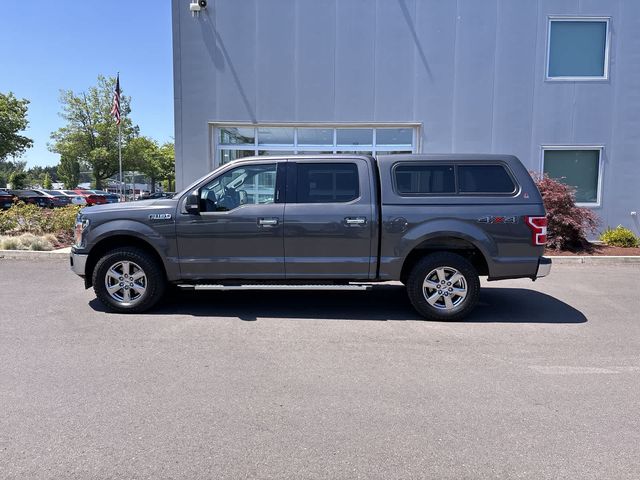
[92,248,166,313]
[406,252,480,321]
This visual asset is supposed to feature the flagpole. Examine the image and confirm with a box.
[118,121,123,201]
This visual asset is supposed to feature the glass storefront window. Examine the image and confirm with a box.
[297,128,334,145]
[215,125,418,167]
[376,128,413,145]
[336,128,373,146]
[257,127,294,145]
[219,149,256,165]
[219,127,255,145]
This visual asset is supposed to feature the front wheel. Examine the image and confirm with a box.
[92,248,166,313]
[406,252,480,321]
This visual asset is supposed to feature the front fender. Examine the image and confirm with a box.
[84,219,179,281]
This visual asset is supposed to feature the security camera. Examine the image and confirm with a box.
[190,0,206,16]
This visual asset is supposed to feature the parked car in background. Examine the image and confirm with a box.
[0,189,15,210]
[30,189,72,207]
[7,190,57,208]
[71,190,107,206]
[57,190,88,205]
[138,191,175,200]
[81,189,119,203]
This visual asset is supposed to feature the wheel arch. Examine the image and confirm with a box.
[399,235,490,285]
[84,235,167,289]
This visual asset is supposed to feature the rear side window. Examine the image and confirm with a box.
[296,163,359,203]
[394,165,455,194]
[458,165,516,194]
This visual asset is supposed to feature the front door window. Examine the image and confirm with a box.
[200,164,277,212]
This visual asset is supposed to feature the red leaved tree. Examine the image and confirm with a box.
[533,173,599,251]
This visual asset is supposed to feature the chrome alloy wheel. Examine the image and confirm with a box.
[422,266,468,310]
[104,261,147,306]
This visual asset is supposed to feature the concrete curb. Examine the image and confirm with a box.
[549,255,640,264]
[0,249,70,260]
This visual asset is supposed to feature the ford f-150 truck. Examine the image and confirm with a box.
[70,154,551,320]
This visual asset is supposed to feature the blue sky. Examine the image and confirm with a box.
[0,1,174,167]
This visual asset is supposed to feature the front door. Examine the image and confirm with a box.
[175,162,286,280]
[283,159,374,280]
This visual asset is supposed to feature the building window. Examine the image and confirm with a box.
[546,17,610,80]
[213,124,418,167]
[542,147,603,205]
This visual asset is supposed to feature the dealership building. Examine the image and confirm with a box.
[172,0,640,233]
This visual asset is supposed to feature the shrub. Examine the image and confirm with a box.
[0,234,54,251]
[0,203,80,235]
[0,210,18,233]
[533,173,599,251]
[599,225,640,248]
[0,236,21,250]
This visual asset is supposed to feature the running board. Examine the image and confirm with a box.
[177,284,373,291]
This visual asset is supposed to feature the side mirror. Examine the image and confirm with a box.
[185,192,200,214]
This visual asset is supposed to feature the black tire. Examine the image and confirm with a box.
[92,247,166,313]
[406,252,480,321]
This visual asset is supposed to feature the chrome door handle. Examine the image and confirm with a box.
[258,217,279,226]
[345,217,367,226]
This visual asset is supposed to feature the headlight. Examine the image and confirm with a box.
[74,217,90,247]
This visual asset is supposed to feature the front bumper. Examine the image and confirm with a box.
[70,249,88,276]
[536,256,552,278]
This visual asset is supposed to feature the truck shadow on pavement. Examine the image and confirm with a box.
[91,286,587,323]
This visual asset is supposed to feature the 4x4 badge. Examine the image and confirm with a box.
[149,213,172,220]
[478,216,517,224]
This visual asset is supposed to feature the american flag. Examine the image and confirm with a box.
[110,74,121,125]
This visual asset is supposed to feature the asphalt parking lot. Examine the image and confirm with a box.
[1,257,639,479]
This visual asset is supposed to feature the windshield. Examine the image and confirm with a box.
[62,190,78,195]
[45,190,63,196]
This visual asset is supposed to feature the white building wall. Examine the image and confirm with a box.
[172,0,640,233]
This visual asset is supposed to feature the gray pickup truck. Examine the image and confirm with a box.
[70,154,551,320]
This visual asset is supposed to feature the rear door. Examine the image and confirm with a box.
[283,158,374,280]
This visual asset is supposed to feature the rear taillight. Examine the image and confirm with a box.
[525,216,547,246]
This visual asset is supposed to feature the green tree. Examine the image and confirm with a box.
[57,155,80,189]
[0,159,26,187]
[49,75,139,189]
[43,172,53,189]
[24,165,58,187]
[126,138,175,192]
[9,170,27,189]
[126,136,161,192]
[158,142,175,191]
[0,92,33,161]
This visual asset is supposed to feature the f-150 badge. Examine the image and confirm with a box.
[477,215,517,224]
[149,213,172,220]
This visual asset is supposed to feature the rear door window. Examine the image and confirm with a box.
[394,165,455,194]
[296,163,359,203]
[458,165,516,194]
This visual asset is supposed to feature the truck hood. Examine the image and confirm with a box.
[81,198,178,214]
